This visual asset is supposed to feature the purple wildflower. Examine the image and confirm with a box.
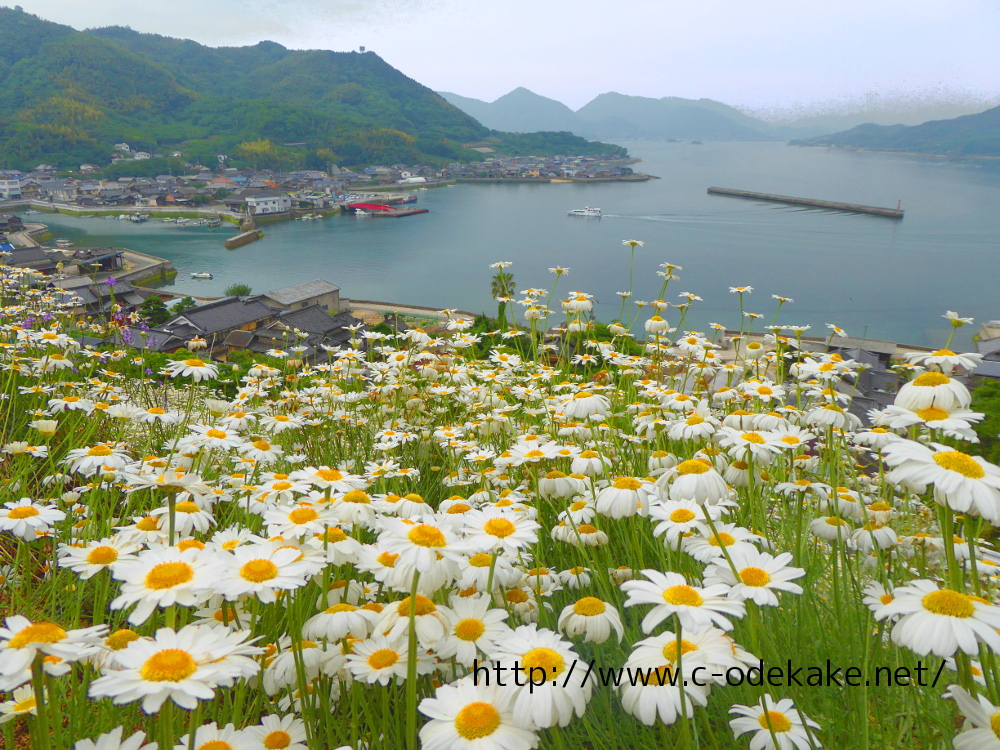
[106,277,117,287]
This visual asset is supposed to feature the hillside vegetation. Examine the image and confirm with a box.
[791,105,1000,156]
[0,8,622,170]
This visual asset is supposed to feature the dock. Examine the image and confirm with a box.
[225,229,264,249]
[371,208,428,218]
[707,187,904,219]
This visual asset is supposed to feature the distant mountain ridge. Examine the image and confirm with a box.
[439,88,1000,145]
[791,105,1000,157]
[439,89,770,141]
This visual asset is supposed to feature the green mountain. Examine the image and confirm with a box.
[440,88,581,133]
[574,93,769,140]
[791,106,1000,156]
[0,8,621,170]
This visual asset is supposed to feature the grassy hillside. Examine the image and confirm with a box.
[0,8,621,170]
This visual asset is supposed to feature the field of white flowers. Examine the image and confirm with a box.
[2,244,999,750]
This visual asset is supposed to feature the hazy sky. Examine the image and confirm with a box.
[10,0,1000,112]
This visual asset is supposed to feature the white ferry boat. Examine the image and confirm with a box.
[567,206,602,217]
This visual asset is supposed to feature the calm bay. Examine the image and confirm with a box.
[39,141,1000,348]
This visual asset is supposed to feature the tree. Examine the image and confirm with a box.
[172,296,198,313]
[490,268,516,331]
[225,283,252,297]
[139,296,170,325]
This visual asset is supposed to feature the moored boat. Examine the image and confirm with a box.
[191,272,213,279]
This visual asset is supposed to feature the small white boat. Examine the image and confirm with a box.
[354,209,371,217]
[567,206,602,217]
[191,272,213,280]
[54,239,74,248]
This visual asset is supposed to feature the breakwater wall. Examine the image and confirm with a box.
[707,187,904,219]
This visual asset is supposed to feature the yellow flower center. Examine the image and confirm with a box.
[780,436,800,445]
[676,459,711,475]
[240,559,278,583]
[184,358,206,367]
[741,432,766,444]
[577,524,598,534]
[575,391,594,399]
[447,503,472,514]
[521,647,566,678]
[868,502,891,512]
[206,429,228,440]
[454,702,501,740]
[9,622,67,649]
[483,518,517,538]
[669,508,696,523]
[573,597,606,616]
[545,470,568,479]
[579,450,599,459]
[341,490,370,504]
[144,562,194,590]
[686,415,705,425]
[147,407,166,415]
[880,594,894,605]
[8,506,40,519]
[662,585,703,607]
[990,713,1000,739]
[708,532,736,547]
[272,482,293,492]
[739,567,771,587]
[524,449,546,458]
[758,711,793,733]
[912,372,951,386]
[86,546,118,565]
[824,517,847,526]
[87,445,114,457]
[136,516,160,531]
[922,589,975,618]
[469,553,493,567]
[263,730,293,749]
[325,603,357,615]
[932,451,984,478]
[407,524,447,547]
[175,501,200,514]
[140,649,198,682]
[12,697,37,713]
[506,589,529,604]
[288,507,319,525]
[376,552,399,567]
[613,477,643,491]
[367,648,400,670]
[106,629,140,650]
[320,527,348,543]
[396,595,437,616]
[661,640,697,663]
[454,618,486,641]
[917,406,951,421]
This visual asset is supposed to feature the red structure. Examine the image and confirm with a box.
[346,203,393,212]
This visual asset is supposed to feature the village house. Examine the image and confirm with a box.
[260,279,341,312]
[137,297,283,354]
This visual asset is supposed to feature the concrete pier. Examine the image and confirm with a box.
[707,187,904,219]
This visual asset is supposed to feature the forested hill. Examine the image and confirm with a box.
[0,8,622,170]
[791,106,1000,157]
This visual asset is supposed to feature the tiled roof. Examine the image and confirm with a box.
[264,279,340,305]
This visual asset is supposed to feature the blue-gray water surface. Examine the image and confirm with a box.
[40,141,1000,348]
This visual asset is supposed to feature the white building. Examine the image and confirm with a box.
[0,177,22,200]
[114,143,131,153]
[245,191,292,215]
